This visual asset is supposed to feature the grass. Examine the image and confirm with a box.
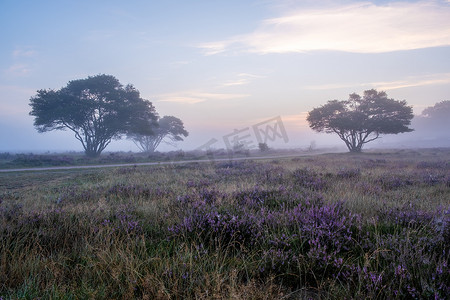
[0,148,449,299]
[0,148,312,170]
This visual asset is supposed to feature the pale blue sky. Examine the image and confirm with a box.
[1,0,450,152]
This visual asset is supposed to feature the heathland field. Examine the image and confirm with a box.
[0,149,449,299]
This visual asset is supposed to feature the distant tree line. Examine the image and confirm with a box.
[29,74,188,157]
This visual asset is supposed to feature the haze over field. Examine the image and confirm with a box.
[1,0,450,152]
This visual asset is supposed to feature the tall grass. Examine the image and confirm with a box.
[1,149,449,299]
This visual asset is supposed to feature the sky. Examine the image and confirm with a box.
[1,0,450,153]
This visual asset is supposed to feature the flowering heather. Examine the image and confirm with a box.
[421,172,447,186]
[286,201,360,253]
[107,183,153,198]
[1,149,449,299]
[376,174,415,190]
[186,178,213,189]
[169,207,263,249]
[378,203,436,229]
[291,168,327,191]
[417,160,450,170]
[101,203,142,235]
[336,167,361,179]
[232,185,302,210]
[355,181,383,195]
[175,188,227,209]
[0,203,23,222]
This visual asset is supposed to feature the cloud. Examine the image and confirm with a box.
[4,64,33,77]
[156,91,249,104]
[4,47,38,77]
[279,112,310,128]
[303,73,450,91]
[199,1,450,54]
[371,74,450,90]
[5,47,38,77]
[222,73,266,87]
[199,41,230,56]
[13,49,37,58]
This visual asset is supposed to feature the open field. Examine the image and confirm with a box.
[1,148,449,299]
[0,149,325,170]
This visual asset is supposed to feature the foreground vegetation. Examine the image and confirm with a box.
[0,148,303,170]
[1,148,449,299]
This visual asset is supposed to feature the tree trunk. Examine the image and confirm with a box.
[348,144,363,152]
[85,149,101,157]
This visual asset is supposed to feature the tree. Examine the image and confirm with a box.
[413,100,450,139]
[128,116,188,153]
[307,89,414,152]
[258,142,269,152]
[416,100,450,130]
[29,74,157,157]
[420,100,450,120]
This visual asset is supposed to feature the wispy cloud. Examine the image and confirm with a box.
[13,48,37,58]
[4,64,33,77]
[156,91,249,104]
[280,112,310,128]
[372,74,450,90]
[199,1,450,54]
[199,41,231,56]
[5,47,37,77]
[303,73,450,91]
[222,73,266,87]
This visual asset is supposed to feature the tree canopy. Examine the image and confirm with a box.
[29,74,157,157]
[414,100,450,137]
[128,115,188,153]
[420,100,450,121]
[307,89,414,152]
